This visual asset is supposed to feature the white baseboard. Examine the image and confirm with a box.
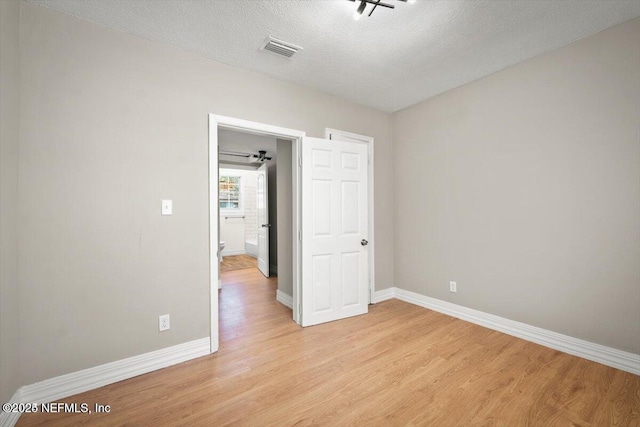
[382,287,640,375]
[222,250,246,256]
[372,288,395,303]
[1,337,210,427]
[0,388,23,427]
[276,290,293,309]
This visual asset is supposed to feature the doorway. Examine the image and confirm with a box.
[209,115,304,353]
[209,115,375,353]
[218,166,259,274]
[217,129,278,278]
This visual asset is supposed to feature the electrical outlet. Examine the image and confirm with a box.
[449,281,457,293]
[159,314,170,331]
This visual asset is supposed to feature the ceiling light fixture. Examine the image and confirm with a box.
[353,1,367,20]
[349,0,414,19]
[253,151,272,162]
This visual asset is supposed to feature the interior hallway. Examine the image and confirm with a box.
[18,268,640,426]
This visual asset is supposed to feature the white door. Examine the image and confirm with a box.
[301,137,369,326]
[257,163,270,277]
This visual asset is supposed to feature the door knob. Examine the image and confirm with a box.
[361,239,368,246]
[261,224,272,227]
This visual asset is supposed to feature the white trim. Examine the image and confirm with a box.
[0,338,210,427]
[213,115,306,140]
[208,116,220,353]
[292,137,302,325]
[210,114,305,334]
[20,338,210,403]
[256,163,270,278]
[324,128,375,304]
[372,288,395,303]
[377,287,640,375]
[276,290,293,309]
[221,249,246,256]
[0,388,23,427]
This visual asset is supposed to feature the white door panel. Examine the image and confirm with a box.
[302,137,369,326]
[257,163,269,277]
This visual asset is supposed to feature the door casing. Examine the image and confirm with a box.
[256,163,269,277]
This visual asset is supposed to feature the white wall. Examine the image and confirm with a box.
[219,167,257,255]
[392,17,640,354]
[243,173,258,245]
[0,0,21,404]
[15,2,394,386]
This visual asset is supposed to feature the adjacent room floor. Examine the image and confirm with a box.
[18,269,640,426]
[220,254,258,273]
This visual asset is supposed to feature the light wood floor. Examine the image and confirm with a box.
[220,254,258,272]
[19,268,640,426]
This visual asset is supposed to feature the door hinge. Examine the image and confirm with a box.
[368,154,371,165]
[298,230,302,241]
[298,157,302,167]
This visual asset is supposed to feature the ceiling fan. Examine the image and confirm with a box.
[253,150,272,162]
[349,0,416,20]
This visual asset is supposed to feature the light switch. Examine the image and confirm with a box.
[161,200,172,215]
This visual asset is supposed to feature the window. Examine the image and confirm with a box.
[219,175,242,211]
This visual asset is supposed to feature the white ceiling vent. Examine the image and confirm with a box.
[260,36,303,59]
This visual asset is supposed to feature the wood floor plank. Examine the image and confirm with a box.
[220,254,258,272]
[18,268,640,426]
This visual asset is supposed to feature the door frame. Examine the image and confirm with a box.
[325,128,376,304]
[209,114,305,353]
[256,163,269,277]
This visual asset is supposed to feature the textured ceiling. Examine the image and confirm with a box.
[28,0,640,112]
